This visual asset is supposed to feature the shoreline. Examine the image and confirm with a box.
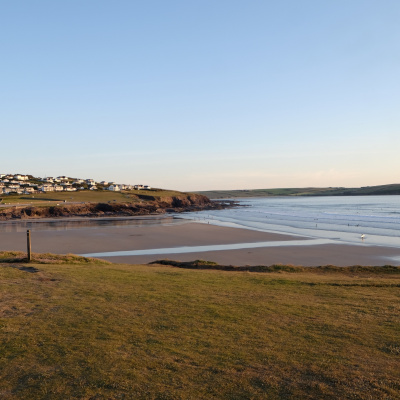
[0,213,178,225]
[1,215,400,266]
[109,243,400,267]
[0,196,237,221]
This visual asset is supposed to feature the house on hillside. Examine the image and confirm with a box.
[40,185,55,192]
[108,185,120,191]
[8,185,20,190]
[14,174,29,181]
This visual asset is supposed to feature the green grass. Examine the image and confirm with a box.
[0,189,188,206]
[0,255,399,399]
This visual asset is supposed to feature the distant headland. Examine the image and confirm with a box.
[196,184,400,199]
[0,173,234,220]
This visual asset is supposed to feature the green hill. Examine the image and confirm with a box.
[196,184,400,199]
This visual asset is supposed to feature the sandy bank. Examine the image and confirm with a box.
[1,218,400,266]
[0,221,301,254]
[112,243,400,267]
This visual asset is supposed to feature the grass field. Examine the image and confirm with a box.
[0,254,399,399]
[0,189,186,206]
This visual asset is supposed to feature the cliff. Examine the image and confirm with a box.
[0,194,234,220]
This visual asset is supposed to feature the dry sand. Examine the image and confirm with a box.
[1,218,400,266]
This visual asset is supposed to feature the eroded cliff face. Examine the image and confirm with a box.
[0,194,233,220]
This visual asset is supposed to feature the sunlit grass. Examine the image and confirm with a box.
[0,257,399,399]
[0,189,187,206]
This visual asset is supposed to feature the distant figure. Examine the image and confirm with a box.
[361,234,365,240]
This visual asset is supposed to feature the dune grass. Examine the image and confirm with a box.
[0,256,399,399]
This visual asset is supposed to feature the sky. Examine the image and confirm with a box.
[1,0,399,191]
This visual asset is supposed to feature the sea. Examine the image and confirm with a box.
[182,195,400,250]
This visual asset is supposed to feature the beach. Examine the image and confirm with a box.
[1,216,400,266]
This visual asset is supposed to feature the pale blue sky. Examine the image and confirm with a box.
[1,0,399,190]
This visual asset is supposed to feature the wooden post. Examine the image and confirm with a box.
[27,230,32,262]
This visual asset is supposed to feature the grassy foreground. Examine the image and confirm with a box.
[0,255,399,399]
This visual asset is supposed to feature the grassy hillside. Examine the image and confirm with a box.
[197,184,400,199]
[0,253,399,399]
[0,189,186,206]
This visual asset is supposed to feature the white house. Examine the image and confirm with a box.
[40,185,55,192]
[14,174,29,181]
[8,185,20,190]
[108,185,120,191]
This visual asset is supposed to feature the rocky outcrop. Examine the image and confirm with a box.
[0,194,235,220]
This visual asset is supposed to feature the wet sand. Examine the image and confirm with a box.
[109,243,400,267]
[0,221,302,253]
[1,219,400,266]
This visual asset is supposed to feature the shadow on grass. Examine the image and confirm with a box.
[150,259,400,275]
[8,265,40,273]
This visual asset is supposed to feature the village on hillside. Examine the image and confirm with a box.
[0,174,151,195]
